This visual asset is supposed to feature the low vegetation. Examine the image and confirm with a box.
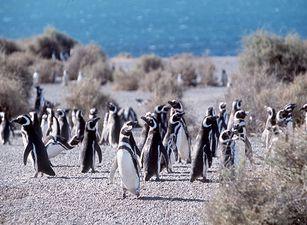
[204,132,307,225]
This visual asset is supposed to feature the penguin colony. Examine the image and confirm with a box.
[2,85,306,199]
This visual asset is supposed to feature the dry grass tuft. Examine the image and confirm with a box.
[0,39,22,55]
[38,59,64,83]
[66,78,111,115]
[205,132,307,225]
[112,68,139,91]
[136,54,164,73]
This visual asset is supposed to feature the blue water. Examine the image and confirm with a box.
[0,0,306,57]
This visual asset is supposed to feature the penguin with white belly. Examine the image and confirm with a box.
[0,112,13,145]
[217,102,229,134]
[80,117,101,173]
[190,115,215,182]
[205,106,220,157]
[69,109,86,145]
[141,114,168,181]
[46,108,60,139]
[219,129,235,168]
[227,99,242,130]
[109,121,141,198]
[137,112,151,152]
[106,102,122,148]
[154,104,171,140]
[11,115,55,177]
[99,112,109,145]
[56,109,70,141]
[168,100,191,163]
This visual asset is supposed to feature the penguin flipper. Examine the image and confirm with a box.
[23,142,33,165]
[95,142,102,163]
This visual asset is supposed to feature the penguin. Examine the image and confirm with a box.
[0,112,12,145]
[109,121,141,198]
[70,108,78,137]
[277,103,296,141]
[300,104,307,131]
[137,112,151,152]
[56,109,70,141]
[232,110,253,168]
[89,108,100,140]
[11,115,55,177]
[168,100,191,163]
[33,71,40,86]
[44,135,77,159]
[80,117,101,173]
[40,114,48,140]
[46,108,60,139]
[219,129,235,168]
[217,102,229,134]
[141,114,168,181]
[77,71,83,82]
[227,99,242,130]
[69,109,85,145]
[261,107,277,152]
[190,115,215,182]
[62,70,69,86]
[205,106,220,157]
[34,86,44,113]
[99,112,109,145]
[154,104,170,140]
[162,111,185,172]
[29,111,43,140]
[105,102,122,148]
[119,107,140,127]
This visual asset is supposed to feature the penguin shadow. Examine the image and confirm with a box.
[139,196,205,203]
[47,176,107,180]
[159,178,190,182]
[52,165,79,168]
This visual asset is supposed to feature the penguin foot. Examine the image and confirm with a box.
[91,169,98,173]
[33,172,39,178]
[155,176,160,181]
[202,178,210,183]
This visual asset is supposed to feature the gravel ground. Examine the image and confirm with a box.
[0,83,263,224]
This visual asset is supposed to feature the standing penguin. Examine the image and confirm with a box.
[301,104,307,131]
[137,112,152,152]
[217,102,229,134]
[141,115,168,181]
[106,102,122,148]
[34,86,44,113]
[277,103,296,141]
[219,129,235,168]
[46,108,60,139]
[227,99,242,130]
[154,104,171,140]
[99,112,109,145]
[109,121,141,198]
[190,115,215,182]
[162,111,185,172]
[69,109,86,145]
[80,117,101,173]
[11,115,55,177]
[0,112,12,145]
[205,106,220,157]
[168,100,191,163]
[56,109,70,141]
[29,111,43,140]
[120,107,140,127]
[40,114,48,140]
[261,106,277,151]
[70,108,78,137]
[89,108,100,140]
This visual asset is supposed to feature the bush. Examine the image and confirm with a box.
[0,39,22,55]
[112,68,139,91]
[28,27,77,59]
[0,53,33,98]
[136,54,164,73]
[65,44,110,82]
[66,78,111,115]
[240,30,307,82]
[38,59,64,83]
[204,132,307,225]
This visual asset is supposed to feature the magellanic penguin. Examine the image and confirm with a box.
[34,86,44,113]
[190,115,215,182]
[154,104,171,140]
[69,109,85,145]
[109,121,141,198]
[89,108,100,140]
[11,115,55,177]
[45,108,60,139]
[232,110,253,169]
[219,129,235,168]
[277,103,296,141]
[217,102,229,134]
[70,108,78,137]
[80,117,102,173]
[29,111,43,140]
[227,99,242,130]
[0,112,13,145]
[168,100,191,163]
[56,108,70,141]
[261,106,277,152]
[141,114,168,181]
[137,112,151,152]
[40,114,48,140]
[162,111,185,172]
[205,107,220,157]
[301,104,307,131]
[105,102,122,148]
[119,107,140,128]
[99,112,109,145]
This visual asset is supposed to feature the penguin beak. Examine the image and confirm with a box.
[10,118,20,124]
[141,116,148,123]
[168,100,175,107]
[93,117,100,124]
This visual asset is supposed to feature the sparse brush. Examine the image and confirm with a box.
[240,30,307,82]
[65,44,110,82]
[112,68,139,91]
[66,78,111,116]
[0,39,22,55]
[37,59,64,83]
[28,26,77,59]
[204,132,307,225]
[136,54,164,73]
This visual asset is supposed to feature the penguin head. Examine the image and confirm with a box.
[169,111,184,124]
[107,102,118,113]
[168,100,183,110]
[284,103,296,113]
[35,86,43,96]
[56,109,65,118]
[11,114,32,127]
[220,129,233,142]
[202,116,214,128]
[154,105,164,114]
[219,102,227,111]
[86,117,100,131]
[162,104,171,113]
[232,99,242,111]
[121,121,137,135]
[29,111,38,122]
[141,115,158,129]
[301,104,307,112]
[47,107,54,116]
[234,110,248,120]
[206,106,215,116]
[76,110,84,119]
